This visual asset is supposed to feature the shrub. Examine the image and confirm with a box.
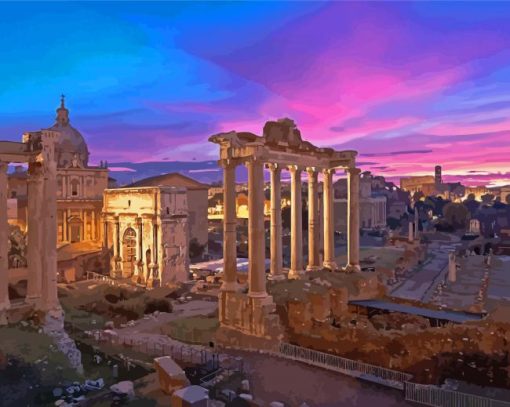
[144,298,172,314]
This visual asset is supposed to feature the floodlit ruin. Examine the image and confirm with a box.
[209,118,361,340]
[0,131,61,323]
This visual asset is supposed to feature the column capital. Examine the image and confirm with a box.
[219,159,238,169]
[322,168,336,176]
[346,167,362,175]
[288,164,302,174]
[266,162,282,173]
[306,167,319,178]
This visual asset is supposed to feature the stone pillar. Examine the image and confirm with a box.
[26,162,44,305]
[63,210,68,242]
[414,208,419,240]
[135,217,144,283]
[112,216,122,278]
[147,221,160,288]
[289,165,304,279]
[323,169,337,270]
[345,167,361,272]
[448,251,456,282]
[91,210,96,241]
[83,210,88,241]
[307,168,320,271]
[102,216,108,249]
[40,134,62,313]
[247,158,267,297]
[0,161,10,316]
[408,221,414,243]
[221,160,238,291]
[268,163,284,280]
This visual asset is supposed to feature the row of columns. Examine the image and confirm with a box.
[0,150,60,316]
[220,159,361,298]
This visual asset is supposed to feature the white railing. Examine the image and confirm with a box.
[405,382,510,407]
[279,342,412,389]
[86,271,117,285]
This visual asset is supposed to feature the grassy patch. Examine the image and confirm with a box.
[161,316,219,345]
[59,283,177,327]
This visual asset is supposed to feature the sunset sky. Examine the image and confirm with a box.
[1,2,510,186]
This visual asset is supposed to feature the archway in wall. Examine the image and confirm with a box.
[122,228,137,277]
[68,217,82,243]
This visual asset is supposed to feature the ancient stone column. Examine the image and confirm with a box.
[0,161,10,315]
[247,158,267,297]
[346,167,361,272]
[408,221,414,243]
[63,210,68,242]
[112,216,122,278]
[91,210,96,241]
[40,134,62,313]
[414,208,419,240]
[102,215,109,248]
[323,169,337,270]
[135,217,144,282]
[307,168,320,271]
[289,165,304,279]
[448,251,456,283]
[268,163,284,280]
[221,160,238,291]
[26,162,44,305]
[147,222,160,287]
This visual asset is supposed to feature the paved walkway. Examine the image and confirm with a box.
[390,244,454,302]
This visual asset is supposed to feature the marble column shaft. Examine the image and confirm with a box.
[323,169,337,270]
[268,164,283,280]
[346,167,361,271]
[289,165,304,278]
[26,163,44,304]
[221,161,238,291]
[247,159,267,297]
[41,143,61,311]
[0,162,10,311]
[307,168,320,271]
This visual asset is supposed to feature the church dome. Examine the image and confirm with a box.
[47,95,90,168]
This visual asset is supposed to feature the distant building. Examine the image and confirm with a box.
[333,171,386,231]
[103,186,189,286]
[400,175,435,194]
[11,97,108,243]
[501,186,510,204]
[465,186,491,201]
[128,173,209,250]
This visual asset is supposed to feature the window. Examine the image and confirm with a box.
[70,179,79,196]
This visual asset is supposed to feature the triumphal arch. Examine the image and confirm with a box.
[209,118,360,340]
[0,131,61,323]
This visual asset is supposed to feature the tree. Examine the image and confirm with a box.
[443,202,469,229]
[189,238,206,259]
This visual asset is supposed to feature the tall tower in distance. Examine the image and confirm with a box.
[435,165,442,185]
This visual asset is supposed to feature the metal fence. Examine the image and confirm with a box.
[89,330,243,372]
[405,382,510,407]
[279,342,412,390]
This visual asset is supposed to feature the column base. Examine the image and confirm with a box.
[248,290,268,299]
[322,261,338,271]
[0,311,8,326]
[111,269,123,279]
[146,278,160,289]
[343,264,361,273]
[0,300,10,312]
[267,273,286,281]
[288,269,305,279]
[306,265,322,272]
[220,281,240,291]
[25,295,42,307]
